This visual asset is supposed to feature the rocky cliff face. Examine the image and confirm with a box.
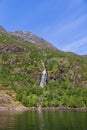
[0,26,6,33]
[83,55,87,58]
[0,89,22,106]
[11,31,54,48]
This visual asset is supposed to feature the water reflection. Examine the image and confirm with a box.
[0,110,87,130]
[0,111,21,130]
[37,111,87,130]
[38,110,44,130]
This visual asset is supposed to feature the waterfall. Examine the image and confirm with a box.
[40,62,47,88]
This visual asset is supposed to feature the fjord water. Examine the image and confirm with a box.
[0,111,87,130]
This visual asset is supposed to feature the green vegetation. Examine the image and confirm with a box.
[0,31,87,107]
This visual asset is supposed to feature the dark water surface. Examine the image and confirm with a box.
[0,110,87,130]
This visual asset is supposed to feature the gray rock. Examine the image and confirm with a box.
[0,26,6,32]
[10,31,54,48]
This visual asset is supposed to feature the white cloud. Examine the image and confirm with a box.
[56,13,87,36]
[61,37,87,54]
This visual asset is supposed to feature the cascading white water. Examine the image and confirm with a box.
[40,62,47,88]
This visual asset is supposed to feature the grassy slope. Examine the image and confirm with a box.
[0,32,87,107]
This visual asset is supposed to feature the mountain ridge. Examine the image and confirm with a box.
[0,26,86,56]
[0,25,55,49]
[10,31,54,48]
[0,25,6,32]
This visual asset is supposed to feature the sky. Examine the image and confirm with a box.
[0,0,87,55]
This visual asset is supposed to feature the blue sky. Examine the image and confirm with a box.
[0,0,87,55]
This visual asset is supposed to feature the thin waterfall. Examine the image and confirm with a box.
[40,62,47,88]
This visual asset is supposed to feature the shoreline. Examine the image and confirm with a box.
[0,106,87,111]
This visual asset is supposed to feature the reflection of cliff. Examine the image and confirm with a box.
[0,111,16,129]
[0,111,87,130]
[38,110,44,130]
[38,111,87,130]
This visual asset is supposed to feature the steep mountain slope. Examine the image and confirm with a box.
[0,27,87,107]
[0,26,6,32]
[10,31,54,48]
[83,55,87,58]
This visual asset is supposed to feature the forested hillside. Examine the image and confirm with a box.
[0,27,87,107]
